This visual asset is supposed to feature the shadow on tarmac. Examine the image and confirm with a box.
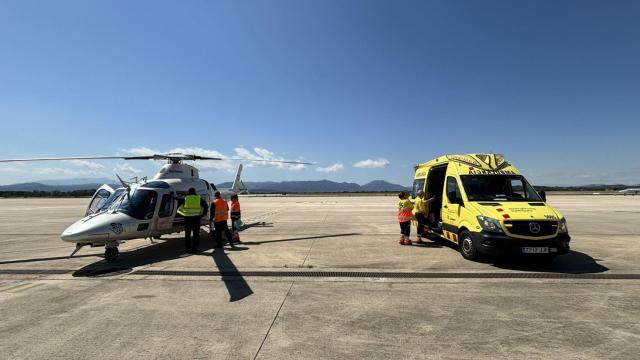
[242,232,361,245]
[0,254,100,265]
[239,221,274,230]
[492,250,609,274]
[71,231,211,277]
[70,229,255,301]
[427,237,608,274]
[209,247,253,302]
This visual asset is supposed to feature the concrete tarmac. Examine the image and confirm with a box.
[0,195,638,359]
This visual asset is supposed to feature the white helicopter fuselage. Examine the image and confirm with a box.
[0,152,308,262]
[61,163,237,247]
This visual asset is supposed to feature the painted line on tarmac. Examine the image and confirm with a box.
[1,268,640,280]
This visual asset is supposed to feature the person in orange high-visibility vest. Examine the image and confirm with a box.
[397,191,414,245]
[230,194,242,243]
[210,191,235,248]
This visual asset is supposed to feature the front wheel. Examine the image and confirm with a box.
[105,247,119,262]
[458,231,479,261]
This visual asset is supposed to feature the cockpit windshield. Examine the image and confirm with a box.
[460,175,542,202]
[117,189,158,220]
[100,189,126,213]
[101,188,158,220]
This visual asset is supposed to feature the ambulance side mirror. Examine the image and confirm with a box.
[538,191,547,202]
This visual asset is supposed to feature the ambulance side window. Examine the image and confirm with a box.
[446,177,462,204]
[412,179,425,198]
[509,178,525,199]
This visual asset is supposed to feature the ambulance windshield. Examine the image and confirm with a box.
[460,175,542,202]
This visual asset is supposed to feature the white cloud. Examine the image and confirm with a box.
[120,146,307,172]
[37,168,78,176]
[168,147,235,172]
[354,158,390,169]
[316,163,344,173]
[114,163,142,176]
[61,160,105,171]
[233,147,306,171]
[0,166,27,174]
[0,166,98,177]
[124,147,160,156]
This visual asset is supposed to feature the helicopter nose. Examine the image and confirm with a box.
[61,228,83,243]
[61,227,111,243]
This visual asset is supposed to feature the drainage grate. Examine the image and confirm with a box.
[133,270,640,280]
[1,269,639,280]
[0,269,71,275]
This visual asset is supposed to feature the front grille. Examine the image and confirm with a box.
[504,220,557,237]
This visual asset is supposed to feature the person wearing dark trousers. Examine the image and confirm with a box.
[211,191,235,248]
[177,187,208,253]
[397,191,414,245]
[229,194,242,243]
[413,190,435,244]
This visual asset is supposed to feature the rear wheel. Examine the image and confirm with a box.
[458,231,479,261]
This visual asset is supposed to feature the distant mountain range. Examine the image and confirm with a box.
[2,178,638,194]
[217,180,409,193]
[38,178,116,186]
[0,178,409,193]
[0,181,120,192]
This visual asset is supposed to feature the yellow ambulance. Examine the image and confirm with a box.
[412,154,570,261]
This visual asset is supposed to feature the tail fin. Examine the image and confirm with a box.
[231,164,243,192]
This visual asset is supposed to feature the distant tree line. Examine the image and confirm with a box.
[0,185,636,198]
[535,185,634,191]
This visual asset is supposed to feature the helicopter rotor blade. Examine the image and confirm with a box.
[0,154,315,165]
[226,158,315,165]
[191,156,224,161]
[0,156,154,163]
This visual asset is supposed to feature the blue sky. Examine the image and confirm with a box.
[1,0,639,186]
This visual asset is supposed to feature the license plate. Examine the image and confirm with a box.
[522,247,549,254]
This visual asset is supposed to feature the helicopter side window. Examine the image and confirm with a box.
[158,194,174,218]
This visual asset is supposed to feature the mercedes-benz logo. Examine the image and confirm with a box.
[529,222,541,234]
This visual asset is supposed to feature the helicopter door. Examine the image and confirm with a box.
[150,190,176,234]
[85,185,115,216]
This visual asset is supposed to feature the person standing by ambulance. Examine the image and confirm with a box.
[397,191,414,245]
[413,191,435,244]
[211,191,235,248]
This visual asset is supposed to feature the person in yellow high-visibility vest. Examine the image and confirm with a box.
[412,191,435,244]
[177,187,208,253]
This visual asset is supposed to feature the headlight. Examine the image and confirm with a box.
[477,216,503,233]
[559,218,568,233]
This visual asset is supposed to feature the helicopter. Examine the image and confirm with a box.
[0,153,312,261]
